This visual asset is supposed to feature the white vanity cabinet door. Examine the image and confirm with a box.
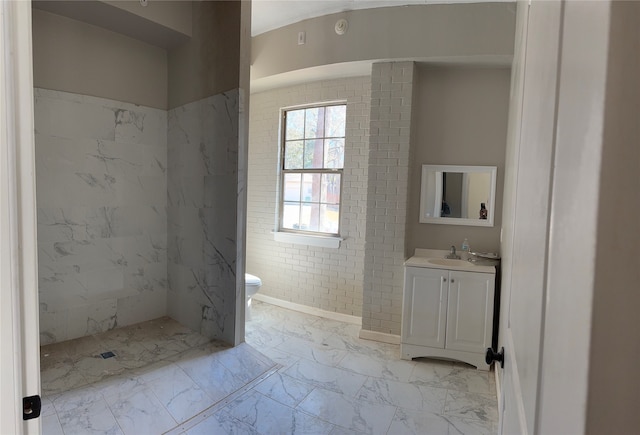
[402,266,448,349]
[445,271,495,353]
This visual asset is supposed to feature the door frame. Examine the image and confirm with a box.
[0,1,41,433]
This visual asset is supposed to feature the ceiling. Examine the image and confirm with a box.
[251,0,501,36]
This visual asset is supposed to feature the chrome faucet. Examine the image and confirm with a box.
[446,245,461,260]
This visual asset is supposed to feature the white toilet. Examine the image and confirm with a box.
[245,273,262,321]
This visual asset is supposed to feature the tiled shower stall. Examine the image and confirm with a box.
[35,87,243,346]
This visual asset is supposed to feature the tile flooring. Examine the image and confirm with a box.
[41,301,498,434]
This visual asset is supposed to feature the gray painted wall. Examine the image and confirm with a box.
[406,66,510,255]
[32,9,168,110]
[106,0,192,36]
[168,1,243,109]
[252,3,516,82]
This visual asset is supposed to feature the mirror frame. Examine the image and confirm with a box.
[419,164,497,227]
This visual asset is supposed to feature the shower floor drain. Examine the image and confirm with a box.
[100,351,116,359]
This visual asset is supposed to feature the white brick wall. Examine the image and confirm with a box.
[362,62,415,335]
[247,77,371,316]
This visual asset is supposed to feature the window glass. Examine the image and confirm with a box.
[304,107,325,139]
[286,109,305,140]
[283,173,301,201]
[302,173,321,203]
[325,105,346,138]
[282,203,300,230]
[321,173,341,204]
[324,138,344,169]
[320,204,340,234]
[284,141,304,169]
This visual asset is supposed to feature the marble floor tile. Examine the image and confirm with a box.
[356,377,447,413]
[41,396,57,417]
[338,351,415,381]
[40,346,72,370]
[444,390,499,423]
[41,362,89,396]
[73,355,126,383]
[62,335,105,361]
[51,385,104,413]
[92,374,148,401]
[186,410,259,435]
[213,343,276,384]
[143,363,214,423]
[297,387,397,435]
[176,351,256,403]
[57,400,123,435]
[257,346,301,371]
[104,385,177,435]
[224,390,334,435]
[311,317,362,337]
[445,416,498,435]
[255,305,316,327]
[409,358,491,392]
[269,320,335,345]
[50,385,121,434]
[254,372,315,408]
[283,358,368,397]
[140,338,191,361]
[329,426,367,435]
[275,335,349,366]
[42,414,65,435]
[95,339,157,370]
[39,301,498,434]
[321,332,399,361]
[387,408,453,435]
[244,323,288,350]
[389,407,497,435]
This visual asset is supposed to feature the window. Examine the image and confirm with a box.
[280,104,346,236]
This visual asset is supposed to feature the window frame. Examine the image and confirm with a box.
[278,102,346,238]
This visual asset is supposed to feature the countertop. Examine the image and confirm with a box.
[404,248,498,274]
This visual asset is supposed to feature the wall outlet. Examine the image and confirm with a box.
[298,31,306,45]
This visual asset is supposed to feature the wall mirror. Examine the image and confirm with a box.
[420,164,497,227]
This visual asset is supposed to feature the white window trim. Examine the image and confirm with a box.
[275,101,347,247]
[273,231,343,248]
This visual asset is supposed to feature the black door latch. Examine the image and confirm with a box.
[23,395,41,420]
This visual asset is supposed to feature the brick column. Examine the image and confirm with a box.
[362,62,415,336]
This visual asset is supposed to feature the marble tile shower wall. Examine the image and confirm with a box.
[35,89,168,345]
[167,90,240,342]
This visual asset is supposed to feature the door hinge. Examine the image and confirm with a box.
[23,395,41,420]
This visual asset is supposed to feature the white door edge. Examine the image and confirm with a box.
[0,1,41,433]
[503,330,529,435]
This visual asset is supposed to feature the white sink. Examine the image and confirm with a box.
[427,258,471,267]
[404,249,496,274]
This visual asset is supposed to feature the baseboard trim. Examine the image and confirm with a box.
[253,294,361,325]
[358,329,401,345]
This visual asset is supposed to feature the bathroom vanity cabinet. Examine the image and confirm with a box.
[401,258,495,370]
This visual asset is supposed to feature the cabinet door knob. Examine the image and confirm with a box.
[450,278,455,283]
[443,278,447,282]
